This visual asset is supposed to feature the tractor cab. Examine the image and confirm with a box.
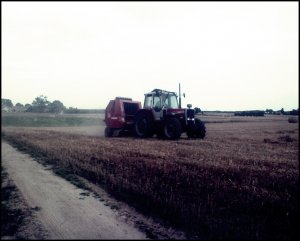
[143,89,179,111]
[142,89,184,122]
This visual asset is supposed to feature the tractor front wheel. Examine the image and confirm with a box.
[187,119,206,139]
[163,118,181,140]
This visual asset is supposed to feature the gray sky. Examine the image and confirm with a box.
[2,1,299,110]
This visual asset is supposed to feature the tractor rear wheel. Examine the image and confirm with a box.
[134,112,154,138]
[163,118,181,140]
[187,119,206,139]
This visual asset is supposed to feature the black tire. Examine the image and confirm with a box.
[163,118,181,140]
[105,127,114,137]
[187,119,206,139]
[134,112,154,138]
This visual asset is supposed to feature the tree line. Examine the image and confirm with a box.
[234,108,299,116]
[2,96,104,114]
[265,108,299,116]
[2,96,298,116]
[2,96,66,114]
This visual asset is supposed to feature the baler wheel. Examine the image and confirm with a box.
[105,127,114,137]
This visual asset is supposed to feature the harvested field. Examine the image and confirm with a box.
[2,114,299,240]
[1,112,104,127]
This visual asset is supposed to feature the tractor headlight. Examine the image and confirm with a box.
[118,117,125,122]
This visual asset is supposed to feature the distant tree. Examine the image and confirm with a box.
[194,107,202,114]
[280,108,285,115]
[290,109,299,115]
[285,109,299,116]
[15,103,24,107]
[24,104,31,111]
[48,100,66,113]
[2,99,13,108]
[265,109,274,114]
[31,95,50,112]
[66,107,79,113]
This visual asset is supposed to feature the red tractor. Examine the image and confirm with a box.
[104,89,206,140]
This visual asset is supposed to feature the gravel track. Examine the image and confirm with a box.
[2,141,147,239]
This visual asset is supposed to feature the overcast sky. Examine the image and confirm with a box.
[2,1,298,111]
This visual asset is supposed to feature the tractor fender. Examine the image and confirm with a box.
[135,109,155,121]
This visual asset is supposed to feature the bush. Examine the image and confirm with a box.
[288,117,298,123]
[234,110,265,116]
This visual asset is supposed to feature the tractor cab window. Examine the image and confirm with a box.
[144,94,152,108]
[166,94,178,109]
[162,94,168,107]
[153,95,161,109]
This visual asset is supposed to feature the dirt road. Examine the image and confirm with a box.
[2,141,147,239]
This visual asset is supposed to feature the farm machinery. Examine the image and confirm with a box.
[104,87,206,140]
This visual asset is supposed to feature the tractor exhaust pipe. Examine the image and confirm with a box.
[179,83,181,108]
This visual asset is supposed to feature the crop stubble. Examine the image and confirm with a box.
[1,119,299,239]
